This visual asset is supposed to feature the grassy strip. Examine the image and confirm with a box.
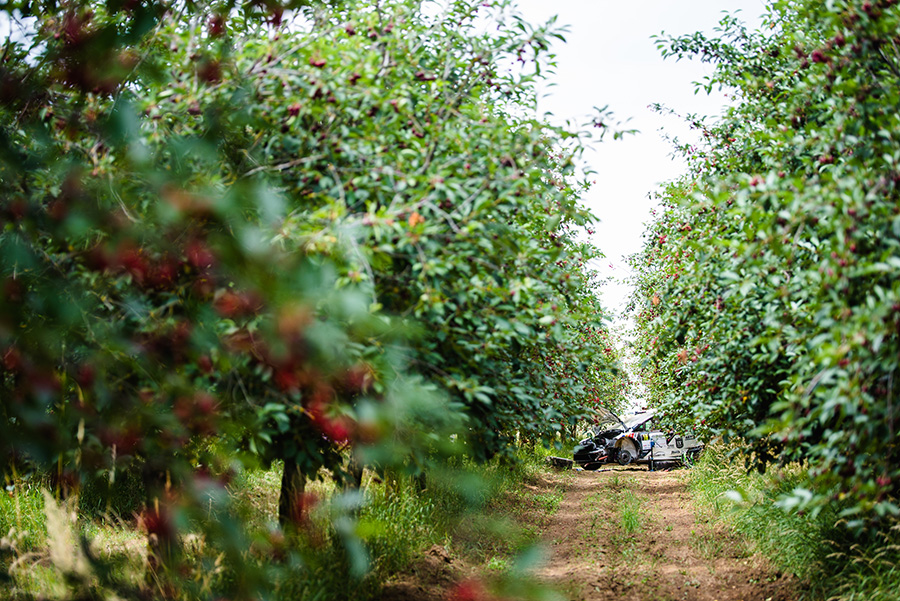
[1,449,568,600]
[686,443,900,601]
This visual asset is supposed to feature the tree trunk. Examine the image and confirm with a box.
[142,466,180,594]
[344,454,363,491]
[413,471,426,493]
[278,458,307,530]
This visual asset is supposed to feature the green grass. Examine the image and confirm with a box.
[0,478,47,554]
[687,443,900,601]
[603,473,643,535]
[689,530,730,561]
[1,448,568,601]
[618,493,643,535]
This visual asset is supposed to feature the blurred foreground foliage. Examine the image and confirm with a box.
[0,0,625,597]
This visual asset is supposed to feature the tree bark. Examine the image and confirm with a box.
[344,453,363,491]
[278,458,307,529]
[413,471,426,493]
[142,466,180,593]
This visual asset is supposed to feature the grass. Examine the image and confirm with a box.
[0,447,569,601]
[578,492,608,561]
[618,492,643,535]
[1,478,47,554]
[605,473,643,535]
[687,443,900,601]
[689,530,728,561]
[576,471,645,567]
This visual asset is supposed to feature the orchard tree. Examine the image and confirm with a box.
[1,0,618,596]
[1,0,455,588]
[631,0,900,526]
[132,0,621,460]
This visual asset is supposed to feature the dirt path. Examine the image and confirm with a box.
[536,466,796,601]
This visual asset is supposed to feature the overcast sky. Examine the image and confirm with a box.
[513,0,767,324]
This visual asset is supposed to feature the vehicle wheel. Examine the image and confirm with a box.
[617,439,640,466]
[685,448,702,466]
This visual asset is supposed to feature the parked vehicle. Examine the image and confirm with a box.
[573,408,702,470]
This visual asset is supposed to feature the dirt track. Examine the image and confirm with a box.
[380,465,799,601]
[535,466,796,601]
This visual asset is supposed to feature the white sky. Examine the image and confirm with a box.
[514,0,767,324]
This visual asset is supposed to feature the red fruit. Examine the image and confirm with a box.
[172,320,192,347]
[75,364,95,388]
[2,346,22,372]
[208,14,226,37]
[269,6,284,27]
[308,391,354,442]
[288,102,301,116]
[320,416,352,442]
[46,198,68,221]
[197,355,213,374]
[192,277,215,299]
[341,363,373,395]
[148,256,180,289]
[449,579,488,601]
[3,277,23,302]
[4,198,27,221]
[174,392,218,435]
[118,244,148,284]
[274,367,300,392]
[197,60,222,83]
[214,289,260,318]
[195,392,217,415]
[186,240,215,270]
[140,506,176,542]
[309,56,326,68]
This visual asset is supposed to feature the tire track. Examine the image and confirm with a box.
[535,467,797,601]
